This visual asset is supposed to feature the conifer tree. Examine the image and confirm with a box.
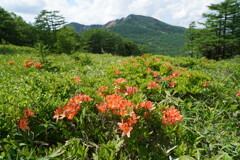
[185,0,240,60]
[34,10,66,50]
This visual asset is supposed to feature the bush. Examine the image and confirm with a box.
[0,46,239,159]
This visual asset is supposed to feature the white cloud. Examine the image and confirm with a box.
[0,0,224,27]
[0,0,45,14]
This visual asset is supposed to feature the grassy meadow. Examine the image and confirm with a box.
[0,45,239,159]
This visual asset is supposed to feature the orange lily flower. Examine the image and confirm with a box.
[114,78,126,86]
[73,77,81,82]
[172,71,181,77]
[17,118,30,131]
[147,81,160,89]
[70,94,92,104]
[112,108,129,117]
[53,107,64,120]
[60,102,81,120]
[114,70,121,74]
[117,120,133,137]
[126,112,140,126]
[28,61,34,65]
[136,101,155,110]
[236,91,240,96]
[23,108,34,117]
[125,86,138,96]
[168,81,176,88]
[121,62,128,65]
[153,72,160,77]
[23,64,31,67]
[96,102,107,113]
[106,94,123,101]
[147,68,152,73]
[202,81,211,87]
[34,62,42,68]
[162,106,183,125]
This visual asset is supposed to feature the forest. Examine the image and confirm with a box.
[0,9,144,56]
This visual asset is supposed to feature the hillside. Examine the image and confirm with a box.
[1,45,239,159]
[67,22,103,33]
[67,14,187,56]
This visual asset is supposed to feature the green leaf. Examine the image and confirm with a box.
[179,155,196,160]
[206,153,233,160]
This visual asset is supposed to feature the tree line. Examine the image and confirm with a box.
[1,0,239,60]
[185,0,240,60]
[0,7,144,56]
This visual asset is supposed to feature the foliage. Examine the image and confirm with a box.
[0,44,34,54]
[1,7,145,56]
[0,7,37,46]
[185,0,240,60]
[108,15,187,57]
[34,10,66,50]
[34,43,50,64]
[67,14,188,57]
[79,29,143,56]
[54,26,81,54]
[0,45,239,159]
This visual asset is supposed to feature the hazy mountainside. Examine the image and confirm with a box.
[67,22,102,33]
[67,14,187,56]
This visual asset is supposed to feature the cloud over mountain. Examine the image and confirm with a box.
[0,0,223,27]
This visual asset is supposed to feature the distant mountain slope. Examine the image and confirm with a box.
[67,22,102,33]
[67,14,187,56]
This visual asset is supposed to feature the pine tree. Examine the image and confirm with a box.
[185,0,240,60]
[34,10,66,50]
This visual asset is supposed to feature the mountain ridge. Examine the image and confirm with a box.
[66,14,187,56]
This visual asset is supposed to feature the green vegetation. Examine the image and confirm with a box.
[0,44,239,159]
[109,24,186,57]
[67,14,187,57]
[185,0,240,60]
[0,0,240,159]
[34,10,66,50]
[108,14,187,57]
[0,7,143,56]
[79,29,143,56]
[0,7,37,46]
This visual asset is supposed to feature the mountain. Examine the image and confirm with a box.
[67,22,102,33]
[66,14,187,56]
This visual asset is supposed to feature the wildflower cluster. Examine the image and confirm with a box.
[72,77,82,84]
[53,94,92,120]
[236,91,240,96]
[8,61,14,65]
[147,66,185,89]
[96,94,134,116]
[162,106,183,125]
[17,108,34,131]
[96,92,141,137]
[202,81,211,87]
[117,112,140,137]
[147,81,161,89]
[23,60,42,68]
[96,77,182,138]
[96,78,143,137]
[114,78,138,95]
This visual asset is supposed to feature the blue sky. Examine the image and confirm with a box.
[66,0,78,5]
[0,0,223,27]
